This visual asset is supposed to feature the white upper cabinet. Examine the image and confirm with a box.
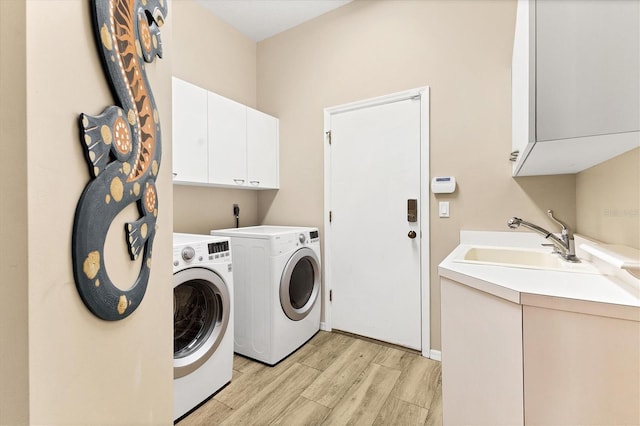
[511,0,640,176]
[172,77,208,184]
[172,77,279,190]
[208,91,248,187]
[247,108,279,189]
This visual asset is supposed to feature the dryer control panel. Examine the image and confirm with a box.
[295,230,320,246]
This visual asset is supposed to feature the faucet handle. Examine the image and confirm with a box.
[546,210,571,236]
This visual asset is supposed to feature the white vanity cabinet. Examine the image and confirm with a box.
[511,0,640,176]
[172,77,279,189]
[172,77,208,184]
[440,275,640,425]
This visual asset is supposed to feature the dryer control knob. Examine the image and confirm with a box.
[181,246,196,261]
[299,233,306,244]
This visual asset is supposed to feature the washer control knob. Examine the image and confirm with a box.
[181,246,196,261]
[299,233,306,244]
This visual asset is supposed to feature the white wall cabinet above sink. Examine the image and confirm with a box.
[172,77,279,190]
[511,0,640,176]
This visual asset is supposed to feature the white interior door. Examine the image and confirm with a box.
[328,94,424,350]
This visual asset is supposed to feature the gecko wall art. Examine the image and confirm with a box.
[73,0,167,321]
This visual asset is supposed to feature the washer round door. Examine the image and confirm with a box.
[280,247,321,321]
[173,267,230,378]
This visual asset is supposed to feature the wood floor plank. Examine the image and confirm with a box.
[300,332,356,371]
[306,330,333,347]
[372,346,414,371]
[424,378,443,426]
[373,396,428,426]
[230,368,244,381]
[270,396,330,425]
[178,398,233,426]
[233,354,264,375]
[214,343,317,409]
[220,363,320,425]
[321,363,400,426]
[392,355,441,408]
[302,339,382,408]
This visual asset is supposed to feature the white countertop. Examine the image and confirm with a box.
[438,231,640,321]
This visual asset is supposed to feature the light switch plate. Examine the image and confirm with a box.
[439,201,450,218]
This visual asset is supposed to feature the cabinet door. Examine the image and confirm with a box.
[441,278,524,425]
[246,108,279,189]
[172,77,208,183]
[208,92,247,187]
[523,306,640,425]
[536,0,640,141]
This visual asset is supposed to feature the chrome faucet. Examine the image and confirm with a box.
[507,210,579,262]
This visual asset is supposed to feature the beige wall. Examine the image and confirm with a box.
[0,1,174,423]
[0,0,29,423]
[576,148,640,249]
[172,0,259,234]
[256,0,577,350]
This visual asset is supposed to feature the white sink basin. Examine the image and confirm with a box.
[454,246,601,274]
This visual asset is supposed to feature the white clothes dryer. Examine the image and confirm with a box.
[173,233,234,421]
[211,226,321,365]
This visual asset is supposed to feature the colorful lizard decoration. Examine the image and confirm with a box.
[73,0,167,321]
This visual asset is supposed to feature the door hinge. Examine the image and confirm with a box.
[326,130,332,145]
[329,211,332,222]
[329,289,332,302]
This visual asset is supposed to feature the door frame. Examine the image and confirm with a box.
[323,87,431,358]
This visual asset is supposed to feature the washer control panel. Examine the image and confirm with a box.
[173,239,231,269]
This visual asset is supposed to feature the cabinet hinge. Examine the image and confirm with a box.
[329,289,332,302]
[329,211,332,223]
[326,130,332,145]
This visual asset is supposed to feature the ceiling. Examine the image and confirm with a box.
[197,0,353,42]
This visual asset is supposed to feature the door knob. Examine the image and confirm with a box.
[408,230,417,239]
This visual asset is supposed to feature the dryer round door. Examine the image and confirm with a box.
[280,247,321,321]
[173,267,230,379]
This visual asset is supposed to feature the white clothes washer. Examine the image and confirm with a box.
[211,226,321,365]
[173,233,234,421]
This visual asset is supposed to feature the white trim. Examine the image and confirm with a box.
[323,87,431,357]
[429,349,442,361]
[323,111,333,330]
[419,87,431,359]
[319,321,330,332]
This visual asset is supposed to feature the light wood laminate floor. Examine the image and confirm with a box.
[178,331,442,425]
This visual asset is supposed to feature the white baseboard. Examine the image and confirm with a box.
[429,349,442,361]
[320,322,330,331]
